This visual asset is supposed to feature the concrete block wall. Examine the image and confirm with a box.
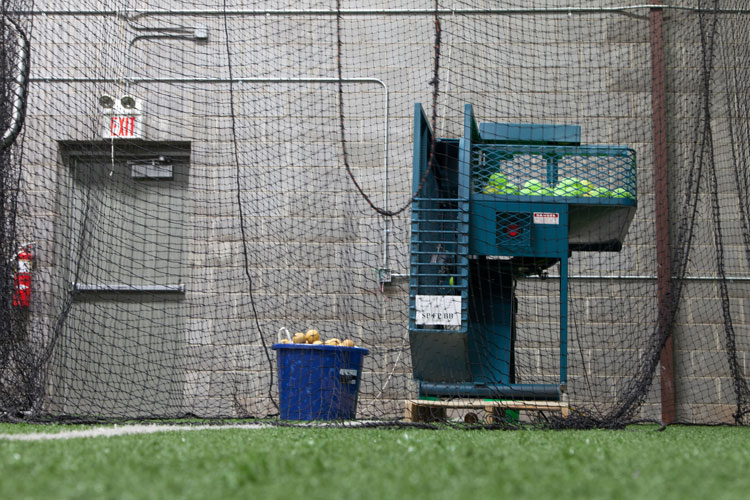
[15,1,750,422]
[663,10,750,424]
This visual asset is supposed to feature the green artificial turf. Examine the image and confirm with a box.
[1,424,749,499]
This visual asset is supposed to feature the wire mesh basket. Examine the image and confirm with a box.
[471,144,636,201]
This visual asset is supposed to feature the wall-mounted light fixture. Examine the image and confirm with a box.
[120,95,136,109]
[98,94,139,111]
[98,94,115,109]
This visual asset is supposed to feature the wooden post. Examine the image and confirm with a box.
[650,1,675,424]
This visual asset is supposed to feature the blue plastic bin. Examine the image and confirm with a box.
[272,343,369,420]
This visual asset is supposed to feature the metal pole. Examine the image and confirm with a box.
[560,257,569,386]
[650,0,675,425]
[31,75,392,272]
[391,273,750,281]
[13,6,750,17]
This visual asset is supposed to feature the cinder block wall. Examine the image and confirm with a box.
[663,11,750,423]
[17,1,748,421]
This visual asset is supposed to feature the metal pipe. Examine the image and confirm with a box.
[419,382,561,401]
[124,34,204,95]
[73,283,185,293]
[650,0,674,424]
[29,77,389,178]
[31,75,392,269]
[13,5,750,17]
[391,273,750,281]
[382,87,390,275]
[538,275,750,282]
[558,275,750,281]
[1,16,30,151]
[126,26,198,33]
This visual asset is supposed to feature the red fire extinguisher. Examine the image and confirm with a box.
[13,246,32,308]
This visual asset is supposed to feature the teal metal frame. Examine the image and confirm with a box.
[408,103,636,401]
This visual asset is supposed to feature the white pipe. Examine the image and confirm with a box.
[13,6,750,17]
[124,33,203,95]
[382,83,390,273]
[31,75,391,269]
[390,273,750,281]
[22,2,744,274]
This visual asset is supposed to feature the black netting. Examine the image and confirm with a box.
[0,0,749,428]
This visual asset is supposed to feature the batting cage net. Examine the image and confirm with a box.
[1,0,749,428]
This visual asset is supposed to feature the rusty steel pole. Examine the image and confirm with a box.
[650,0,675,424]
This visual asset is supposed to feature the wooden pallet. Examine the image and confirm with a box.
[405,398,570,423]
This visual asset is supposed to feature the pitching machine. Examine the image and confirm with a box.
[407,104,636,408]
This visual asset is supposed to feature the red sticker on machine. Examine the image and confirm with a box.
[533,212,559,225]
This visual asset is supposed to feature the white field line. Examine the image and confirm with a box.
[0,420,386,441]
[0,423,270,441]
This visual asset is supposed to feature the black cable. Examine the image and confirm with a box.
[221,0,278,413]
[335,0,443,218]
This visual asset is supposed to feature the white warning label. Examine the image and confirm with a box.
[533,212,560,225]
[415,295,462,326]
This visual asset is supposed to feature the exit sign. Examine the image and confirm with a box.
[101,101,143,139]
[107,115,139,138]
